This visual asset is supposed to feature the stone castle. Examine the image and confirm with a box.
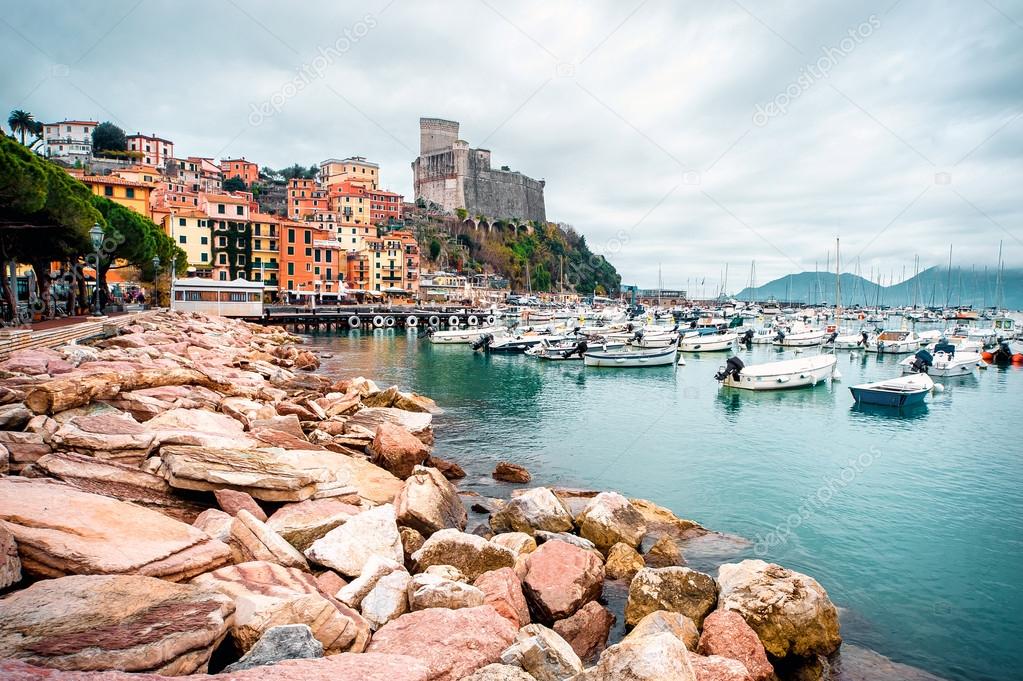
[411,118,547,224]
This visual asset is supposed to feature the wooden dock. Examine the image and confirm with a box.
[0,312,155,359]
[244,306,499,332]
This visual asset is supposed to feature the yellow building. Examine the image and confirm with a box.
[163,210,212,272]
[113,164,164,184]
[250,212,281,293]
[76,174,154,219]
[319,156,379,190]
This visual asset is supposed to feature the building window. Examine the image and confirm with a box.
[236,206,243,216]
[200,253,208,262]
[104,186,113,196]
[200,236,208,245]
[178,218,186,226]
[178,235,186,244]
[304,230,311,244]
[287,246,294,255]
[287,263,294,275]
[218,204,225,214]
[287,229,295,243]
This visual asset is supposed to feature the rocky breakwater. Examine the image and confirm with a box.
[0,310,843,681]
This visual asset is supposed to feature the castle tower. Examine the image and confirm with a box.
[419,118,459,155]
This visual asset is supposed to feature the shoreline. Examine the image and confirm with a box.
[0,311,940,680]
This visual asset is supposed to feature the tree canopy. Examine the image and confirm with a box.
[223,175,247,192]
[92,121,127,153]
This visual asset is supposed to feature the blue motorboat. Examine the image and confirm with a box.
[849,373,934,407]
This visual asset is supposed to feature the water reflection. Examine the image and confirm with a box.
[849,402,930,421]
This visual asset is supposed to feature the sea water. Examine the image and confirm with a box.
[311,328,1022,681]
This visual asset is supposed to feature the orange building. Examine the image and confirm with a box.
[326,181,371,226]
[319,156,378,190]
[221,158,259,185]
[278,220,343,300]
[287,178,327,219]
[368,188,404,226]
[73,172,155,220]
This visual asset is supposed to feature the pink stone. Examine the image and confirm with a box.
[698,610,775,681]
[553,600,614,662]
[522,540,604,622]
[474,567,530,628]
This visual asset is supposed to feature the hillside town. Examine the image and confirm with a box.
[40,117,422,304]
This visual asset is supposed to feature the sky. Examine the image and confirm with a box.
[2,0,1022,293]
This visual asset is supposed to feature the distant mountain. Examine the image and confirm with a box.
[734,266,1023,310]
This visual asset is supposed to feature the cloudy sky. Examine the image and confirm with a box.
[3,0,1021,292]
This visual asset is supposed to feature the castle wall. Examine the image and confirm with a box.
[419,118,460,155]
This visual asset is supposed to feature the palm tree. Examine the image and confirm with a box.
[7,110,36,145]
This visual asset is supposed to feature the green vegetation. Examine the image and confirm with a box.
[0,133,183,320]
[7,110,42,148]
[223,175,247,192]
[92,122,126,153]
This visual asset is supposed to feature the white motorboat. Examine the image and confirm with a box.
[867,330,921,354]
[583,343,678,367]
[899,350,982,377]
[631,329,680,348]
[772,326,826,347]
[679,331,738,352]
[715,354,837,390]
[428,326,505,344]
[830,330,872,350]
[526,337,624,360]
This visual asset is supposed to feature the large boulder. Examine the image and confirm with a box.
[51,411,155,465]
[553,600,614,662]
[491,487,574,536]
[367,605,517,681]
[626,610,700,651]
[32,452,207,523]
[716,559,841,660]
[493,461,531,483]
[625,567,718,628]
[412,529,517,581]
[360,569,411,630]
[215,489,267,521]
[222,624,323,672]
[368,423,429,479]
[697,610,774,681]
[394,465,467,536]
[407,572,485,611]
[1,519,22,589]
[474,567,531,628]
[575,491,647,551]
[305,504,403,577]
[230,510,309,569]
[337,556,406,609]
[643,535,686,568]
[192,561,370,655]
[266,498,361,551]
[0,477,231,581]
[583,632,697,681]
[605,542,645,580]
[522,540,604,622]
[0,574,233,675]
[491,532,538,557]
[500,623,583,681]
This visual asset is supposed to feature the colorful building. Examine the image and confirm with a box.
[368,188,404,226]
[327,181,371,226]
[201,192,251,281]
[367,229,419,296]
[319,156,378,190]
[287,178,327,219]
[43,119,97,163]
[221,158,259,186]
[163,210,212,273]
[74,172,155,219]
[127,133,174,167]
[250,212,281,294]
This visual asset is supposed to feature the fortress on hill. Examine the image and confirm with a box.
[411,118,547,224]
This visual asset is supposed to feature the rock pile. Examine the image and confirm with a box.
[0,311,843,680]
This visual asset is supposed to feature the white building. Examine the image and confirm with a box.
[127,133,174,167]
[42,119,97,163]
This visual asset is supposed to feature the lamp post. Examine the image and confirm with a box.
[152,256,161,308]
[89,223,104,317]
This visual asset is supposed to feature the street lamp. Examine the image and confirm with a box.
[89,223,104,317]
[152,256,161,308]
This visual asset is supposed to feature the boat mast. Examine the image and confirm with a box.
[835,237,842,319]
[912,254,919,309]
[995,240,1004,311]
[945,244,953,308]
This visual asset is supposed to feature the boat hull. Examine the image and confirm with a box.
[680,333,737,352]
[849,386,928,407]
[721,355,836,390]
[584,346,678,367]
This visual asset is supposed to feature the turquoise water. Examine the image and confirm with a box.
[311,329,1022,681]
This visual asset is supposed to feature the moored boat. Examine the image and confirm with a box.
[428,326,505,344]
[867,330,921,354]
[679,331,738,352]
[583,342,679,367]
[850,373,934,407]
[900,349,981,377]
[715,354,837,390]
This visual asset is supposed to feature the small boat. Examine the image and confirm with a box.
[850,373,934,407]
[481,333,570,354]
[715,354,837,390]
[428,326,505,344]
[583,342,678,367]
[899,350,981,377]
[866,330,921,354]
[679,331,738,352]
[526,338,624,360]
[772,324,826,347]
[830,331,872,350]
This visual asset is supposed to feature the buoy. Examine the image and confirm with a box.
[932,383,945,393]
[832,369,842,381]
[1012,353,1023,364]
[676,355,686,366]
[981,351,994,362]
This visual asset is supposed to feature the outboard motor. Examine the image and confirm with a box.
[992,340,1012,364]
[910,348,933,374]
[471,333,494,352]
[418,325,435,339]
[858,330,869,347]
[715,356,745,382]
[741,329,755,345]
[826,330,838,345]
[774,329,786,343]
[632,329,644,342]
[561,339,588,359]
[933,337,955,357]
